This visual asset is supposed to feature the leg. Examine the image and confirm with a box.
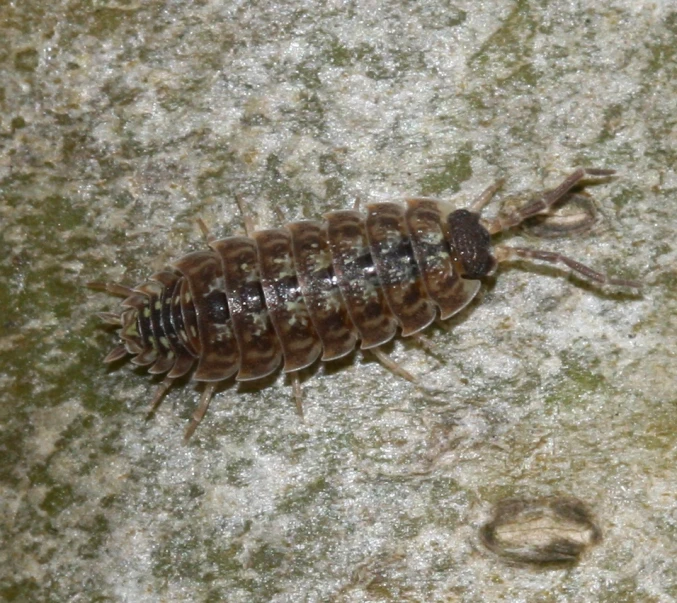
[494,245,641,288]
[290,372,305,421]
[235,194,257,237]
[145,376,175,419]
[468,179,505,213]
[484,168,615,235]
[197,218,216,244]
[198,198,258,243]
[87,281,135,297]
[368,347,418,384]
[411,333,443,358]
[273,205,287,223]
[183,382,217,443]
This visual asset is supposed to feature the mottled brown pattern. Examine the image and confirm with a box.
[211,237,282,381]
[173,251,239,382]
[365,202,437,336]
[405,199,481,320]
[254,228,323,372]
[287,220,358,361]
[325,210,398,348]
[93,169,635,439]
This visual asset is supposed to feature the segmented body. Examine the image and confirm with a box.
[94,168,638,439]
[108,199,485,384]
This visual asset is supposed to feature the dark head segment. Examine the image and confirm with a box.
[447,209,497,279]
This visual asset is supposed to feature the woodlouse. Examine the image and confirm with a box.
[90,168,639,441]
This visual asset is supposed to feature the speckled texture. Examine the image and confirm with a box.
[1,1,676,601]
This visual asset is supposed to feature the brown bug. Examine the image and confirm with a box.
[90,168,639,441]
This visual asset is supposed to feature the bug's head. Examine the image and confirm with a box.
[446,209,497,279]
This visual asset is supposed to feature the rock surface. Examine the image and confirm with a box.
[1,1,676,601]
